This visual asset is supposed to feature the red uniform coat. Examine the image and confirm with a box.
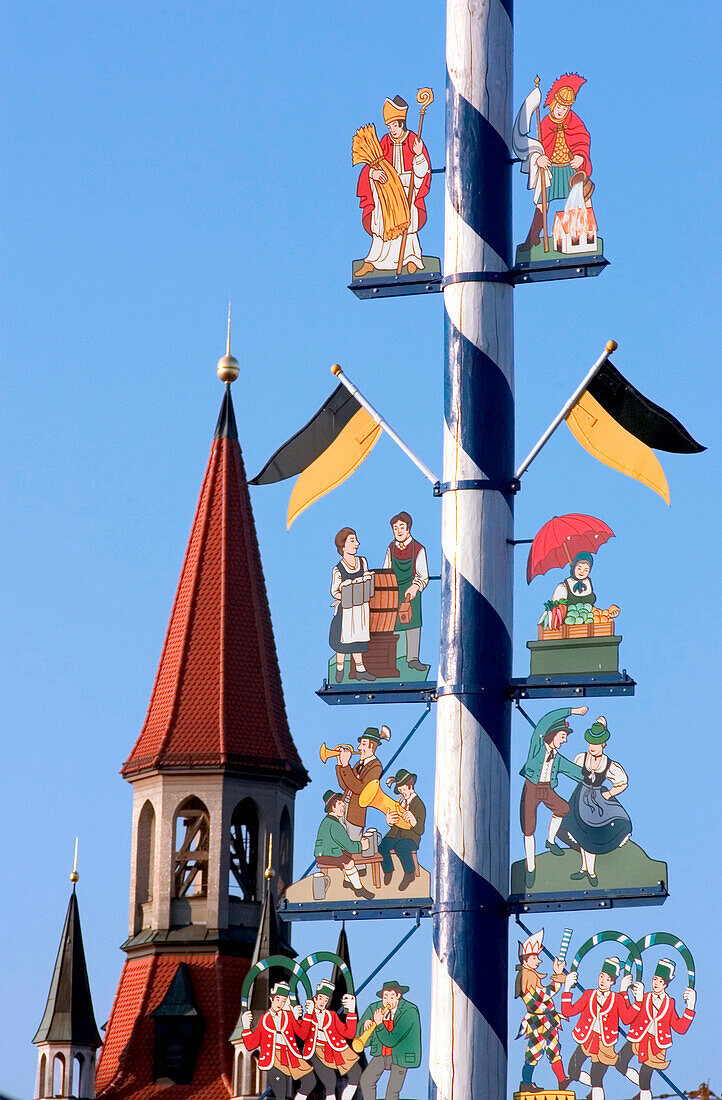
[539,111,592,178]
[357,132,431,235]
[296,1007,358,1065]
[626,993,694,1058]
[242,1009,306,1071]
[562,988,640,1048]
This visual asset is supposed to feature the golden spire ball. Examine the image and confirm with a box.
[217,300,239,383]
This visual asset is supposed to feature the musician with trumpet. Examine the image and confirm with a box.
[335,726,389,841]
[357,980,422,1100]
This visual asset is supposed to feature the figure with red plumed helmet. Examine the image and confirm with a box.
[513,73,593,252]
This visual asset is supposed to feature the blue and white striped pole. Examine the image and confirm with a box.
[430,1,514,1098]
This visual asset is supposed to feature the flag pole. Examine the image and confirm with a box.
[330,364,440,486]
[534,76,550,253]
[514,338,618,480]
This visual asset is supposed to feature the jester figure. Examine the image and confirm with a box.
[515,929,568,1093]
[515,73,593,252]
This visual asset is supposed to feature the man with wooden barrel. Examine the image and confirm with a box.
[382,511,430,673]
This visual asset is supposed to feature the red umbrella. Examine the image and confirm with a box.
[526,513,615,584]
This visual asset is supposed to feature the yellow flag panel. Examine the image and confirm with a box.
[286,407,382,528]
[566,391,670,505]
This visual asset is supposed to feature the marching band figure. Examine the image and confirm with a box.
[355,97,431,279]
[615,959,696,1100]
[515,929,567,1093]
[561,957,643,1100]
[379,768,426,891]
[358,980,422,1100]
[382,511,430,673]
[296,978,363,1100]
[240,981,314,1100]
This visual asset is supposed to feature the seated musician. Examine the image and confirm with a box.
[314,789,374,901]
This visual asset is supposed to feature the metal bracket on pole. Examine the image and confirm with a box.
[434,478,520,496]
[514,699,537,729]
[435,682,486,697]
[442,271,514,287]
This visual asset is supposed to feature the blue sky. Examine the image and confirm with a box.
[1,3,719,1097]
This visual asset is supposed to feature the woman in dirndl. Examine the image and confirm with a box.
[329,527,375,683]
[557,717,632,887]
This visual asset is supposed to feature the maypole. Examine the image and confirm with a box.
[430,0,514,1097]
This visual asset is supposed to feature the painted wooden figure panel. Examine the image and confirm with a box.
[511,706,667,903]
[514,928,696,1100]
[281,724,431,911]
[526,514,623,679]
[513,74,604,266]
[234,948,421,1100]
[351,91,440,284]
[328,514,431,685]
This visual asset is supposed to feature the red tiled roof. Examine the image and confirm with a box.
[122,389,307,787]
[96,953,249,1100]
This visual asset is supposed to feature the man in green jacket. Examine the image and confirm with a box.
[314,789,374,900]
[359,980,421,1100]
[519,706,588,888]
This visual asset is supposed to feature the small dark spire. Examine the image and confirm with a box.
[151,964,200,1018]
[214,386,238,440]
[33,892,101,1048]
[329,923,354,1012]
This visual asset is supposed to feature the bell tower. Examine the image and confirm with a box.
[95,327,308,1099]
[33,861,101,1100]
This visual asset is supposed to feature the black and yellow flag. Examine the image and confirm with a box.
[250,384,382,527]
[566,360,705,504]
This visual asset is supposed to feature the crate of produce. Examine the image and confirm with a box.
[592,621,614,637]
[562,623,594,639]
[538,626,564,641]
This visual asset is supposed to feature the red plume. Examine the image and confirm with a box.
[545,73,586,109]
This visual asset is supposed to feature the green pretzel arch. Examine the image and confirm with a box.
[240,955,313,1012]
[570,929,643,983]
[635,932,696,990]
[292,950,355,998]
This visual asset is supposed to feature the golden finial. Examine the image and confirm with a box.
[217,299,240,383]
[70,837,80,885]
[264,834,275,879]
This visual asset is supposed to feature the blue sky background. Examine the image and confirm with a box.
[1,3,719,1097]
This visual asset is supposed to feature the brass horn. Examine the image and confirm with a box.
[357,779,413,830]
[319,742,358,763]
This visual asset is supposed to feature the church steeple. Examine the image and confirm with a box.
[95,330,307,1100]
[33,861,101,1100]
